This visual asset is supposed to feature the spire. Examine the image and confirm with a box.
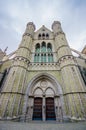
[52,21,63,35]
[24,22,36,37]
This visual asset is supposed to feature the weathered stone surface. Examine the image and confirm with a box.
[0,21,86,122]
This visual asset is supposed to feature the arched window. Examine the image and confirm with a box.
[41,42,46,52]
[38,34,41,39]
[47,43,53,62]
[34,43,40,62]
[34,42,54,63]
[35,43,40,53]
[47,43,52,52]
[46,33,49,39]
[42,33,45,39]
[42,33,45,37]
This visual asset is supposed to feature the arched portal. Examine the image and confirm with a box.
[23,73,64,121]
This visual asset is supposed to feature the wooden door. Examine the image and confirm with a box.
[46,98,56,120]
[33,98,42,120]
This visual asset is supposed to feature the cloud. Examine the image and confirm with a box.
[0,0,86,54]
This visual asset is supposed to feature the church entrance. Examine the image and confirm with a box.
[26,74,64,122]
[32,97,56,121]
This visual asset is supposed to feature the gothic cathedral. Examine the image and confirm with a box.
[0,21,86,122]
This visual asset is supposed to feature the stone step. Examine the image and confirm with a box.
[0,121,86,130]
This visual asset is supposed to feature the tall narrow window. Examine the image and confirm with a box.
[36,43,40,53]
[46,33,49,39]
[42,33,45,39]
[41,42,46,52]
[44,54,46,62]
[51,54,53,62]
[47,43,53,62]
[78,66,86,85]
[0,69,7,92]
[34,54,37,62]
[38,34,41,39]
[48,54,51,62]
[34,43,40,62]
[36,54,39,62]
[41,54,43,62]
[47,43,52,52]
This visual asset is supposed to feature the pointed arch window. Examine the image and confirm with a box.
[42,33,45,39]
[34,43,40,62]
[38,34,41,39]
[34,42,54,63]
[47,43,53,62]
[46,33,49,39]
[35,43,40,53]
[47,43,52,52]
[41,42,46,52]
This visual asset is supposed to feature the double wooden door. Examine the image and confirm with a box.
[32,97,56,120]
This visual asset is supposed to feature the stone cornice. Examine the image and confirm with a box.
[58,55,75,64]
[14,56,30,64]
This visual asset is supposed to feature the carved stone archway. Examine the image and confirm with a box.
[22,73,65,121]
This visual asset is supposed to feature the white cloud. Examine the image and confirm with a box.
[0,0,86,54]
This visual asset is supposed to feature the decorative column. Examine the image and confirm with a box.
[43,95,46,121]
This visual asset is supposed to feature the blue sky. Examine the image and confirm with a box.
[0,0,86,54]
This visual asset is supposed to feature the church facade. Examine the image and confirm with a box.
[0,21,86,122]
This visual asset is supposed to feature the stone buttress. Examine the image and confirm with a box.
[52,21,86,119]
[0,22,35,119]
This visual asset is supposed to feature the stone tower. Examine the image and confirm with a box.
[0,21,86,122]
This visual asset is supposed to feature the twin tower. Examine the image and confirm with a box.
[0,21,86,122]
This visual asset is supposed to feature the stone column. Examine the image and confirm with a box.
[43,96,46,121]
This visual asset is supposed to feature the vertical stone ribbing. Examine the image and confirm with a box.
[0,22,35,118]
[52,21,86,119]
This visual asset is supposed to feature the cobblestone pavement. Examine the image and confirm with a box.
[0,121,86,130]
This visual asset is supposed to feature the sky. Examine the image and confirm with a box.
[0,0,86,54]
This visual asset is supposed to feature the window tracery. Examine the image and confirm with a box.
[34,42,53,62]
